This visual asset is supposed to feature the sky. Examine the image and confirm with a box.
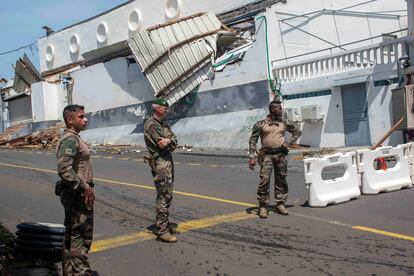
[0,0,128,80]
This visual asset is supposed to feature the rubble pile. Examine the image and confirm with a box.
[0,125,63,150]
[292,148,337,161]
[91,144,146,155]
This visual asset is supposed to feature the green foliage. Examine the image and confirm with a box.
[0,223,14,246]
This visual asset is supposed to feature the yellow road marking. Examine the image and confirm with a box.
[91,232,152,253]
[0,162,413,242]
[0,162,254,207]
[132,159,143,162]
[91,211,255,253]
[173,190,255,207]
[188,163,201,166]
[209,164,219,168]
[175,162,181,164]
[118,157,129,160]
[0,162,55,174]
[92,155,102,158]
[352,226,414,242]
[103,156,113,159]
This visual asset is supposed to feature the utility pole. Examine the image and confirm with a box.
[408,0,414,65]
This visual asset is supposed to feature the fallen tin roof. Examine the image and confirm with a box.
[82,40,131,66]
[128,12,222,105]
[13,54,42,93]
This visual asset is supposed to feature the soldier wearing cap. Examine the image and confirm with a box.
[248,100,302,218]
[144,98,178,243]
[56,104,95,275]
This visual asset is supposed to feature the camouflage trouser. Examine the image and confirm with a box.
[60,189,94,276]
[151,155,174,235]
[257,154,288,204]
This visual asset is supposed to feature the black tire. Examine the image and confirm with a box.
[16,238,63,248]
[15,230,64,241]
[16,222,65,235]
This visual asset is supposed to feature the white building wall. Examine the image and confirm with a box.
[281,60,404,147]
[31,82,66,122]
[71,57,154,112]
[0,98,8,132]
[199,15,269,93]
[33,0,409,148]
[38,0,261,73]
[70,12,269,112]
[282,78,346,147]
[266,0,407,66]
[31,83,45,122]
[367,83,403,146]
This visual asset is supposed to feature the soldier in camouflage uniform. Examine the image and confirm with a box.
[249,100,302,218]
[144,98,178,243]
[56,105,95,276]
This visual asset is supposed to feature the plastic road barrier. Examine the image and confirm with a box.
[357,145,412,194]
[304,152,361,207]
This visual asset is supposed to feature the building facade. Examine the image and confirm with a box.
[30,0,408,148]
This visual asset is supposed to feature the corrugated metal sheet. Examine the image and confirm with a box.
[82,40,131,66]
[13,54,42,92]
[217,0,284,29]
[128,13,222,105]
[3,91,30,102]
[8,95,32,123]
[214,41,253,71]
[22,54,43,81]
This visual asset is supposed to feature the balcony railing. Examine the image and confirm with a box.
[272,36,413,83]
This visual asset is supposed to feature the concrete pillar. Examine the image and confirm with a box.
[0,98,3,132]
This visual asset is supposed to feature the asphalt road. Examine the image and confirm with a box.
[0,148,413,276]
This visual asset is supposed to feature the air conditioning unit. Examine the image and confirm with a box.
[284,107,301,122]
[301,105,324,121]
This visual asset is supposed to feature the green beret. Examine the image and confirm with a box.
[153,98,169,107]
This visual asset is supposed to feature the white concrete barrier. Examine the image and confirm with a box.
[304,152,361,207]
[357,145,412,194]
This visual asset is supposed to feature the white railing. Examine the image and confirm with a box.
[272,36,413,83]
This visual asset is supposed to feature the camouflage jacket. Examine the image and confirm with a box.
[249,115,302,158]
[144,117,177,158]
[56,129,93,191]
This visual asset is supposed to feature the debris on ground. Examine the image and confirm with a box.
[179,144,193,152]
[289,143,310,149]
[0,124,63,150]
[294,148,338,161]
[90,144,147,155]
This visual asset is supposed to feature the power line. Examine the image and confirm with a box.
[0,41,38,56]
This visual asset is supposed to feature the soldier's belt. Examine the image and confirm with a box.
[261,147,286,155]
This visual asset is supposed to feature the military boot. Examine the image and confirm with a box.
[258,203,268,219]
[158,232,178,243]
[276,203,288,215]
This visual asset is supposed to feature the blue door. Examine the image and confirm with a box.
[341,83,371,146]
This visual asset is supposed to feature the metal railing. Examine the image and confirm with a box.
[272,35,413,83]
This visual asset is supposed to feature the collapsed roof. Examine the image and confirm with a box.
[128,13,222,105]
[217,0,286,32]
[13,54,43,93]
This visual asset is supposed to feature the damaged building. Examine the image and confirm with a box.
[3,0,409,148]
